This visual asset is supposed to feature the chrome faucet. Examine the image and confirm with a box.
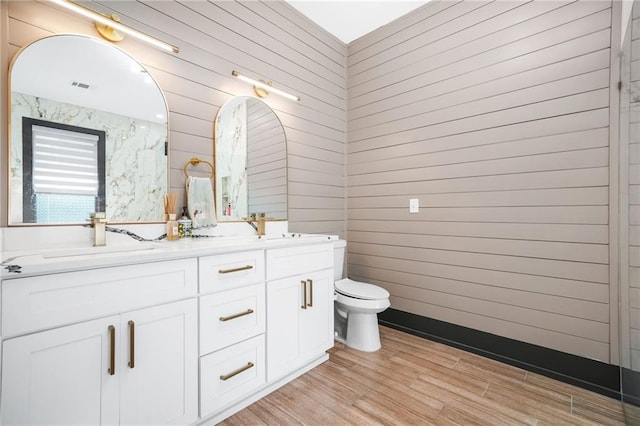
[89,212,107,246]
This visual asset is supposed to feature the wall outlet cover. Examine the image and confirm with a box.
[409,198,419,213]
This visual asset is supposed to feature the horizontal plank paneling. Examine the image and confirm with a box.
[349,5,611,105]
[347,242,609,284]
[348,168,609,198]
[347,254,609,303]
[349,47,610,125]
[349,109,609,163]
[391,297,610,361]
[347,221,608,244]
[348,206,608,225]
[380,281,609,341]
[348,231,608,264]
[347,0,613,362]
[349,148,609,186]
[349,128,609,176]
[348,187,608,208]
[349,69,609,142]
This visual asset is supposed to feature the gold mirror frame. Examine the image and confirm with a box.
[7,34,170,225]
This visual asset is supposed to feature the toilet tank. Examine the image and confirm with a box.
[333,239,347,281]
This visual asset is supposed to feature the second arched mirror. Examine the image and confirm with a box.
[214,96,287,221]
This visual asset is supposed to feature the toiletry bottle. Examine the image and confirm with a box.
[178,207,192,238]
[226,203,232,216]
[167,214,179,241]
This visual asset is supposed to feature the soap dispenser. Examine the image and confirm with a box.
[178,207,192,238]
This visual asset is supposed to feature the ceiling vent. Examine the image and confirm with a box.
[71,81,90,89]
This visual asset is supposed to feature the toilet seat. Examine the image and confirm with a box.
[335,292,391,311]
[335,278,390,300]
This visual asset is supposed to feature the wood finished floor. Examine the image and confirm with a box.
[220,326,628,425]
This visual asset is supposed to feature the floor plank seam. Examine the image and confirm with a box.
[481,382,489,398]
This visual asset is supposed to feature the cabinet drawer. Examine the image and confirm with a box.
[200,334,265,417]
[199,250,265,294]
[199,283,265,355]
[266,243,333,281]
[2,259,198,338]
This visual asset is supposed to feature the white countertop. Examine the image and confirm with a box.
[0,233,338,279]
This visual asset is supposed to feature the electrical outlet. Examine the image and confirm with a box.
[409,198,419,213]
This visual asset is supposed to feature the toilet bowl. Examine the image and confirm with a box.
[333,240,390,352]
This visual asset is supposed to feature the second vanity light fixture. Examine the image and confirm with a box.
[50,0,179,54]
[232,71,300,102]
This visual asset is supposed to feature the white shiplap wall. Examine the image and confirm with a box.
[1,0,347,235]
[347,0,614,362]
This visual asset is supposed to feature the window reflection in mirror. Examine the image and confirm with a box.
[8,34,168,225]
[22,118,106,223]
[214,96,287,221]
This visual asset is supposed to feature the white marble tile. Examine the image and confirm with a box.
[10,93,167,223]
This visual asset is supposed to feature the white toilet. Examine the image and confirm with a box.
[333,239,390,352]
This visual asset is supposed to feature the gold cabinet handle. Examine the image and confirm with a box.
[108,325,115,376]
[220,362,255,381]
[308,279,313,307]
[218,265,253,274]
[128,320,135,369]
[301,280,307,309]
[219,309,254,322]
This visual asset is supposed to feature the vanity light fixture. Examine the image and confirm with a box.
[232,70,300,102]
[50,0,179,54]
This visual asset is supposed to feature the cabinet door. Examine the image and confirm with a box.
[1,316,120,425]
[266,277,302,382]
[119,299,198,426]
[300,269,334,361]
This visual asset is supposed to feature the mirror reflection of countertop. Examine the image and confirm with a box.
[0,233,338,279]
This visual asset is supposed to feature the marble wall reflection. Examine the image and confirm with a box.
[215,100,248,220]
[11,93,167,222]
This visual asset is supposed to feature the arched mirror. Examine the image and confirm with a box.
[8,34,168,225]
[214,96,287,221]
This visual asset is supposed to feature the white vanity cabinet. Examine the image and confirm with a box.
[0,237,337,425]
[0,259,198,426]
[266,243,334,382]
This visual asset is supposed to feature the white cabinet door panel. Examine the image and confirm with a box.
[266,277,302,382]
[119,299,198,426]
[1,315,120,425]
[300,269,334,360]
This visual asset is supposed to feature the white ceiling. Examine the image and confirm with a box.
[285,0,431,44]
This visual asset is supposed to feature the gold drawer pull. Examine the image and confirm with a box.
[108,325,115,376]
[128,320,135,369]
[218,265,254,274]
[220,362,255,381]
[308,279,313,307]
[219,309,254,322]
